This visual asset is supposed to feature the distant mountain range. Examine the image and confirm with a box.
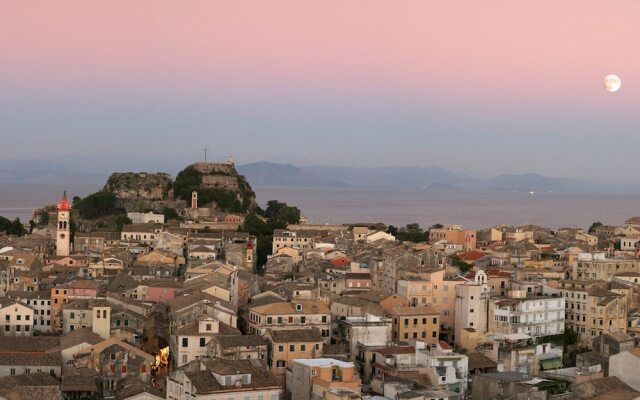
[238,162,636,194]
[0,156,637,194]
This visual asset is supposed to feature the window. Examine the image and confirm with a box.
[289,344,295,352]
[96,310,101,319]
[301,344,306,351]
[267,317,273,324]
[182,338,188,347]
[121,365,127,373]
[140,364,147,373]
[4,326,8,332]
[470,309,474,313]
[182,354,188,364]
[432,318,437,324]
[206,323,212,331]
[4,316,8,322]
[278,345,284,352]
[276,360,285,368]
[432,331,437,337]
[200,338,206,347]
[10,369,15,376]
[301,316,306,324]
[321,316,327,323]
[16,315,21,321]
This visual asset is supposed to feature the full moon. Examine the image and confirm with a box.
[604,74,622,92]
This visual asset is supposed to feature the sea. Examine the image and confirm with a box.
[1,182,639,230]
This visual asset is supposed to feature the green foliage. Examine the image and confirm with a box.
[431,223,444,229]
[588,221,603,233]
[262,200,301,225]
[241,202,300,269]
[449,256,473,273]
[0,216,27,236]
[173,166,202,200]
[389,223,429,242]
[162,207,183,222]
[74,191,120,219]
[174,166,247,213]
[33,209,51,227]
[115,215,132,232]
[350,222,387,231]
[70,219,77,242]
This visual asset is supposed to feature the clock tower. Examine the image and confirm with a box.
[56,192,71,256]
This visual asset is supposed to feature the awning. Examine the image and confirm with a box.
[540,357,563,370]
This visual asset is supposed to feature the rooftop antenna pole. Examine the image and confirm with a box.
[204,146,209,163]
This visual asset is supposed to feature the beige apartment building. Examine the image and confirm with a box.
[264,328,323,383]
[573,253,640,281]
[558,279,627,346]
[385,305,440,344]
[247,300,331,340]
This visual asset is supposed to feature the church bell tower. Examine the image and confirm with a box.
[56,192,71,256]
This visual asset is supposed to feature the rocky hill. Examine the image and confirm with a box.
[174,162,256,213]
[103,172,174,200]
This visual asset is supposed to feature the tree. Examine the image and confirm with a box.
[262,200,301,224]
[394,223,428,242]
[115,215,132,232]
[387,225,399,236]
[449,256,472,273]
[39,211,50,226]
[173,166,247,213]
[163,207,183,222]
[588,221,603,233]
[0,216,26,236]
[74,191,120,219]
[241,204,300,269]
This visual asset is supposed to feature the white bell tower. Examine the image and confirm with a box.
[56,192,71,256]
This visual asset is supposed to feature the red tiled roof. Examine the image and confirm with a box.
[439,340,451,350]
[458,250,486,262]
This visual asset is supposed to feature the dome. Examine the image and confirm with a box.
[57,192,71,211]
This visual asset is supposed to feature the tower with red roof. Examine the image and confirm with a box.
[56,191,71,256]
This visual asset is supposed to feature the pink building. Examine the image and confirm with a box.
[144,281,181,303]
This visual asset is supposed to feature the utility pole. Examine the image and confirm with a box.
[204,146,209,163]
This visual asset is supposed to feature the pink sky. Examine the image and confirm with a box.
[1,1,639,181]
[2,1,638,102]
